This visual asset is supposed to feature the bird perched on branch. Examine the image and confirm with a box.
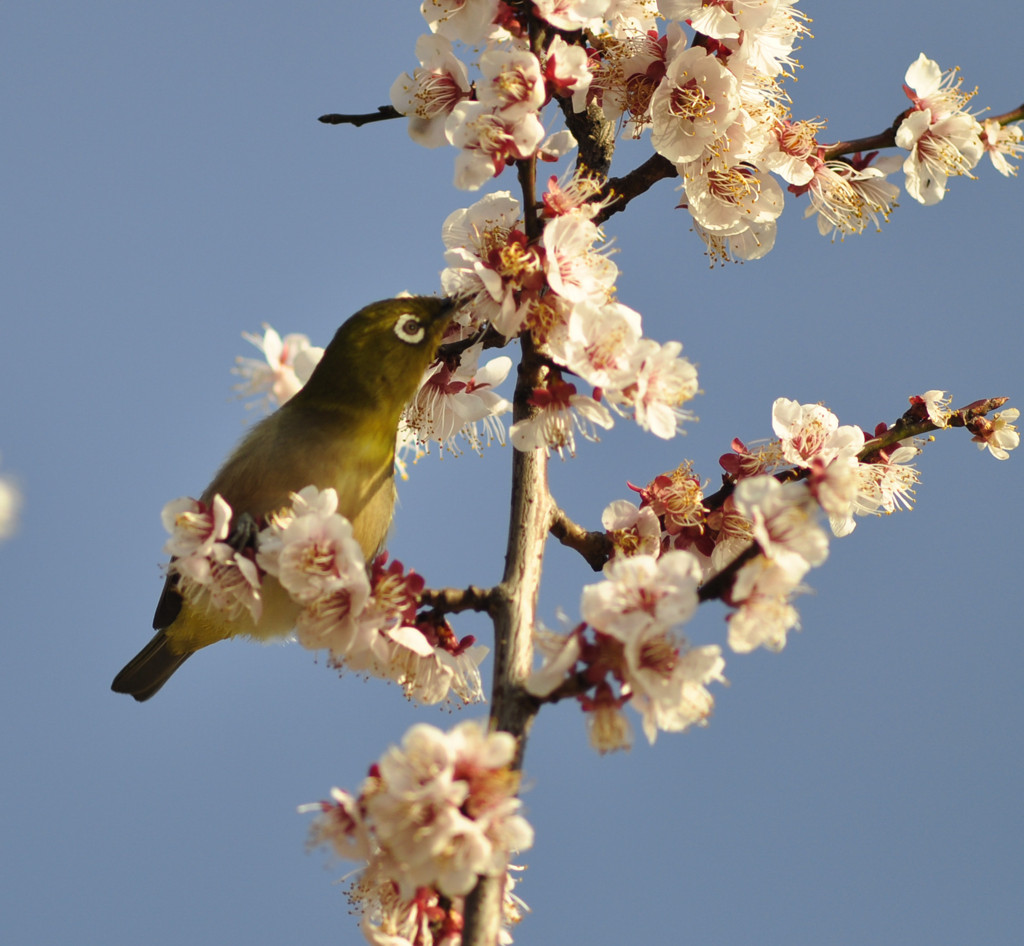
[112,295,459,701]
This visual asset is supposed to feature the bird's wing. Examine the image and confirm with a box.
[152,568,183,630]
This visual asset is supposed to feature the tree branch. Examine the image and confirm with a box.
[858,395,1009,460]
[463,330,554,946]
[595,153,678,224]
[550,506,610,571]
[419,585,497,616]
[317,106,401,127]
[559,97,617,178]
[822,101,1024,161]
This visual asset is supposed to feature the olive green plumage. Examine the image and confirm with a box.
[112,296,458,701]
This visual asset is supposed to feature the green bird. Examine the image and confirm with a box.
[112,295,459,701]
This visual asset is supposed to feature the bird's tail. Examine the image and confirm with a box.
[111,631,190,702]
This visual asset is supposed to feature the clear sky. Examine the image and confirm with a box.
[2,3,1021,944]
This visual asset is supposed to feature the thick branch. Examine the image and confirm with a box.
[595,153,678,224]
[463,335,552,946]
[487,334,552,742]
[559,98,617,178]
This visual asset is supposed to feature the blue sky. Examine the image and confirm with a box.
[2,3,1021,944]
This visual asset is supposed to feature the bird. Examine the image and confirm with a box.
[112,295,460,701]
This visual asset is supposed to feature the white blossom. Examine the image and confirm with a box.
[390,34,472,147]
[581,550,701,640]
[233,324,322,411]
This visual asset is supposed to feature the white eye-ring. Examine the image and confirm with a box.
[393,313,425,345]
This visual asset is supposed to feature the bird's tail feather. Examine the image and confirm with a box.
[111,631,190,702]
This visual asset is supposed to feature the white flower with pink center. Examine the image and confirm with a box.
[798,156,900,239]
[509,378,614,457]
[420,0,508,45]
[533,0,613,31]
[658,0,778,40]
[720,0,809,79]
[650,45,741,165]
[852,443,921,515]
[446,101,546,191]
[980,119,1023,177]
[592,23,670,133]
[357,720,533,898]
[624,633,726,744]
[390,34,472,148]
[541,298,643,392]
[302,787,374,863]
[477,48,546,120]
[256,490,369,607]
[541,214,618,304]
[232,324,323,411]
[172,539,262,624]
[581,550,701,640]
[972,407,1020,460]
[771,397,863,468]
[897,55,983,206]
[614,338,699,440]
[399,343,512,457]
[602,499,663,558]
[682,156,785,235]
[759,119,821,186]
[161,495,231,559]
[440,191,538,336]
[897,107,983,205]
[902,53,977,122]
[543,35,593,113]
[733,476,830,570]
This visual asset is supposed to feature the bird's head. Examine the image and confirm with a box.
[297,295,462,414]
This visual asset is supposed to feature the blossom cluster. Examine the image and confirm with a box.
[440,188,699,455]
[527,391,1018,750]
[161,487,488,705]
[388,2,1021,262]
[303,719,533,945]
[526,548,727,751]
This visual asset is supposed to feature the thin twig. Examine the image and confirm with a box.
[858,395,1009,460]
[419,585,497,616]
[317,106,401,126]
[550,507,610,572]
[823,101,1024,161]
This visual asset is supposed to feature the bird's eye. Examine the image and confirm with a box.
[393,313,426,345]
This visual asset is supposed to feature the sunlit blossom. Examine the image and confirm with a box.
[306,720,533,906]
[602,499,663,558]
[510,378,614,458]
[390,34,472,147]
[972,407,1020,460]
[980,118,1023,177]
[399,344,513,457]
